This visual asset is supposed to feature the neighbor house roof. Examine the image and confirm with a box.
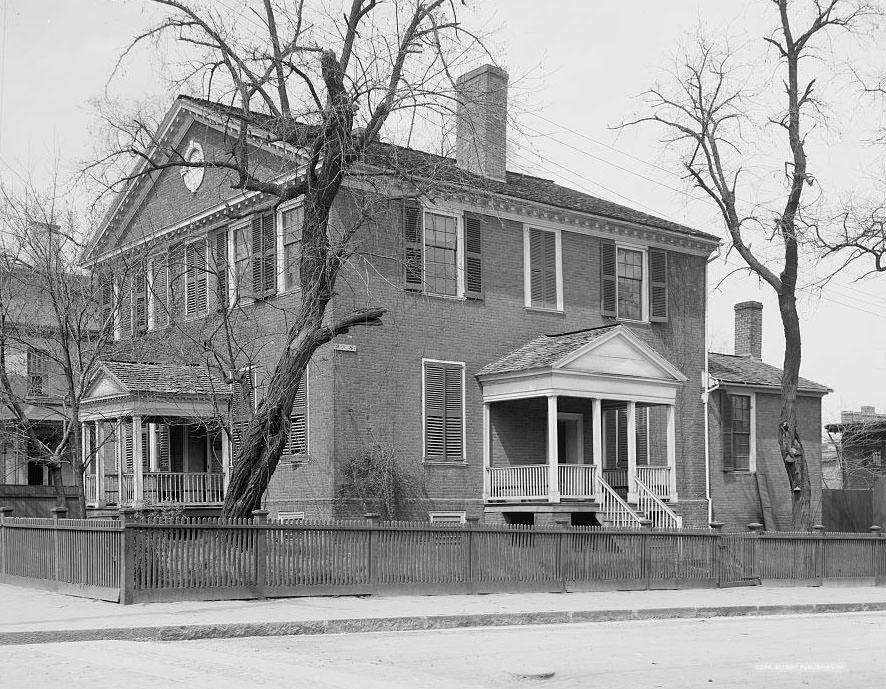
[101,360,229,397]
[708,353,830,395]
[176,95,719,244]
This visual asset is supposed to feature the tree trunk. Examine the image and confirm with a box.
[69,418,87,519]
[50,463,66,510]
[777,290,812,530]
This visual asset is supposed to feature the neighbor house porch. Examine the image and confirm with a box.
[477,325,687,528]
[80,361,231,509]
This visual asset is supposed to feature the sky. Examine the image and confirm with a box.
[0,0,884,425]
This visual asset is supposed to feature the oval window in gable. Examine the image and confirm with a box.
[181,141,205,192]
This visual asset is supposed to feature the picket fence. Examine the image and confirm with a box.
[1,512,884,604]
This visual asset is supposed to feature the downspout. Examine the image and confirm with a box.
[702,255,716,525]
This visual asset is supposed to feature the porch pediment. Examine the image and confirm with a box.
[477,325,686,404]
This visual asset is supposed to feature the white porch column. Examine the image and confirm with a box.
[81,422,94,505]
[221,429,231,492]
[132,415,144,504]
[666,403,678,502]
[482,402,491,502]
[591,398,603,503]
[627,401,637,503]
[547,395,559,503]
[148,422,159,471]
[95,422,106,506]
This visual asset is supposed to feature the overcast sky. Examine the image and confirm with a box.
[0,0,884,425]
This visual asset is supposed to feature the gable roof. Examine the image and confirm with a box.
[477,324,686,383]
[708,353,830,395]
[88,95,720,260]
[97,360,230,398]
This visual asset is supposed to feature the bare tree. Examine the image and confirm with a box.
[0,183,122,517]
[623,0,876,529]
[95,0,487,517]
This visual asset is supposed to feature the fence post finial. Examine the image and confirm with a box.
[118,507,137,525]
[747,522,764,533]
[812,524,825,533]
[0,506,12,523]
[639,518,653,530]
[870,525,883,537]
[252,509,269,525]
[709,521,724,532]
[50,506,68,521]
[364,512,381,525]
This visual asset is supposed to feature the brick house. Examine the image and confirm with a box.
[825,406,886,489]
[707,302,830,530]
[81,64,742,527]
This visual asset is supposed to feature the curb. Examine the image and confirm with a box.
[2,601,885,646]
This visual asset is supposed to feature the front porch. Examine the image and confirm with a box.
[477,326,687,528]
[80,361,231,509]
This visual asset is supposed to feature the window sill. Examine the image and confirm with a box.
[724,469,754,475]
[423,459,469,467]
[524,306,564,315]
[408,291,467,302]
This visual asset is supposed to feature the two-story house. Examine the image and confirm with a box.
[83,64,729,527]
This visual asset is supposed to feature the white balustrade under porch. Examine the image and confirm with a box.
[486,465,549,500]
[142,472,225,505]
[636,465,672,500]
[558,464,597,499]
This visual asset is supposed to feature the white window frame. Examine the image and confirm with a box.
[615,243,648,323]
[146,255,169,331]
[276,199,304,294]
[428,511,467,524]
[181,141,205,193]
[421,358,467,463]
[230,218,252,305]
[421,206,465,299]
[725,390,757,474]
[277,511,305,522]
[522,225,564,312]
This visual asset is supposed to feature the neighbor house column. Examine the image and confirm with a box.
[627,401,637,503]
[547,394,559,502]
[221,428,231,492]
[132,416,144,504]
[666,403,678,502]
[482,401,491,502]
[81,421,94,505]
[148,422,159,471]
[95,421,107,506]
[591,398,603,503]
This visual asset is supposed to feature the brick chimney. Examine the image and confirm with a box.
[861,405,876,415]
[734,301,763,359]
[456,65,508,182]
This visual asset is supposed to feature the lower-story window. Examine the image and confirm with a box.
[423,359,465,462]
[282,374,308,457]
[428,511,466,525]
[722,392,752,472]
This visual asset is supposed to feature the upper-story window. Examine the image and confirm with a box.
[26,348,50,398]
[402,201,483,300]
[523,226,563,311]
[280,204,303,292]
[185,239,209,316]
[601,240,668,323]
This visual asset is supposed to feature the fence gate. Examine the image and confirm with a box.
[716,533,759,587]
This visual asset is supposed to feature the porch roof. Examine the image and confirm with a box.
[79,360,230,422]
[477,325,687,405]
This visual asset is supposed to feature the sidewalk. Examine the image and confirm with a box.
[1,583,884,645]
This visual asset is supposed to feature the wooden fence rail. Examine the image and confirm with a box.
[1,511,885,604]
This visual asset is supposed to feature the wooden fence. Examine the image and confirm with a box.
[1,512,885,604]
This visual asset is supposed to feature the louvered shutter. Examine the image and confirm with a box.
[721,392,734,471]
[251,215,264,297]
[141,427,150,471]
[424,362,463,460]
[250,213,277,299]
[604,409,617,467]
[648,248,668,322]
[123,420,133,474]
[601,240,617,317]
[185,240,208,315]
[158,424,171,472]
[529,228,557,309]
[169,246,186,317]
[464,213,483,299]
[616,407,628,466]
[118,276,132,340]
[213,228,228,310]
[636,406,649,465]
[285,376,308,455]
[99,274,114,336]
[151,256,169,328]
[133,268,147,335]
[403,200,423,290]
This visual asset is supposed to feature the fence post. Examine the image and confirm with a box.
[812,524,825,585]
[747,523,763,583]
[50,506,68,588]
[871,526,884,585]
[365,513,379,594]
[466,516,479,594]
[118,508,137,604]
[0,507,12,577]
[709,521,724,586]
[252,510,268,599]
[639,519,653,589]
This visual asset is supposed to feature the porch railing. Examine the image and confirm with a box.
[487,465,548,500]
[637,465,672,500]
[602,467,628,492]
[596,475,643,528]
[558,464,597,499]
[142,472,225,505]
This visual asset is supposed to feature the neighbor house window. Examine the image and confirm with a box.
[617,247,644,320]
[601,241,669,322]
[423,360,465,462]
[722,393,752,472]
[424,211,458,296]
[524,226,562,311]
[26,348,50,397]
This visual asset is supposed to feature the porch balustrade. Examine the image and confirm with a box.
[557,464,597,499]
[96,472,224,507]
[636,465,672,501]
[486,464,598,501]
